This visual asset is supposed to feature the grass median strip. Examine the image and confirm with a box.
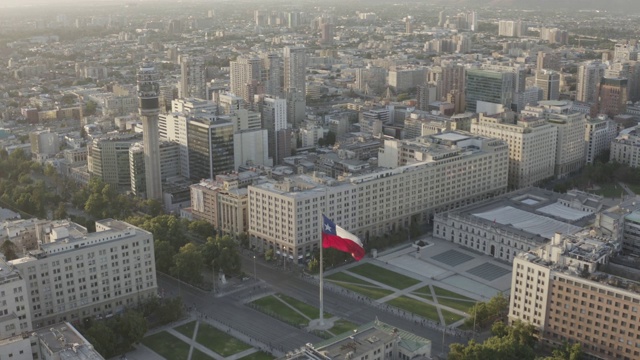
[330,319,358,335]
[411,285,434,301]
[387,295,440,322]
[142,331,191,360]
[442,309,466,325]
[251,295,309,326]
[433,286,474,301]
[276,293,331,319]
[348,263,420,289]
[335,282,394,299]
[326,271,375,285]
[191,349,215,360]
[196,323,251,357]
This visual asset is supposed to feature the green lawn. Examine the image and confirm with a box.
[437,297,475,312]
[330,319,358,335]
[238,352,275,360]
[326,272,375,285]
[387,296,440,321]
[432,286,474,301]
[348,263,420,289]
[442,309,466,326]
[191,349,214,360]
[276,293,331,319]
[196,323,251,357]
[251,295,309,326]
[334,282,394,299]
[142,331,191,360]
[174,320,197,338]
[411,286,434,301]
[591,183,622,198]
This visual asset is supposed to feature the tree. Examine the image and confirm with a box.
[307,257,319,272]
[84,100,98,116]
[171,243,204,284]
[541,342,582,360]
[188,220,216,240]
[0,240,18,260]
[448,321,537,360]
[265,248,275,261]
[154,240,175,273]
[53,202,67,220]
[116,310,148,352]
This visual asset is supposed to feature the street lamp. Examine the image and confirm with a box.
[253,255,257,280]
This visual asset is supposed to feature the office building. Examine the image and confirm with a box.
[388,67,427,93]
[7,219,157,329]
[506,231,640,360]
[29,129,59,161]
[598,77,628,118]
[585,115,618,164]
[465,68,514,113]
[179,56,206,99]
[129,141,180,197]
[0,263,31,339]
[577,61,606,104]
[522,101,587,178]
[260,53,282,98]
[498,20,525,37]
[471,112,557,188]
[434,188,600,262]
[320,21,334,44]
[536,51,561,72]
[234,129,271,169]
[138,62,163,200]
[187,117,234,181]
[536,70,560,101]
[610,126,640,167]
[427,62,466,101]
[87,133,141,189]
[257,95,288,165]
[416,85,437,111]
[283,46,307,96]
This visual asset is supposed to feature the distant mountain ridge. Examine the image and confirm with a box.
[436,0,640,11]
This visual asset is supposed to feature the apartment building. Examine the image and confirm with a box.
[7,219,157,329]
[0,264,31,339]
[508,231,640,360]
[471,112,557,188]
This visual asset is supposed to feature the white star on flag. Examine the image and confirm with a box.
[324,223,332,232]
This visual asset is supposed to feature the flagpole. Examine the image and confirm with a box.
[320,187,327,326]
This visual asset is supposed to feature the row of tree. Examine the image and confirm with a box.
[78,297,183,359]
[125,214,242,286]
[551,155,640,194]
[449,321,581,360]
[464,293,509,329]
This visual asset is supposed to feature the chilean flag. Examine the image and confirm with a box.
[322,215,365,261]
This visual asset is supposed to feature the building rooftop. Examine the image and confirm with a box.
[37,322,104,360]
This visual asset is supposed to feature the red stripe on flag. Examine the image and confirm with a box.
[322,233,365,261]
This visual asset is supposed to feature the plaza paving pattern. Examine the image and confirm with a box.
[323,237,513,327]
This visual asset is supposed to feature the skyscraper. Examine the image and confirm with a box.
[577,61,606,103]
[229,56,262,104]
[597,77,628,118]
[535,70,560,101]
[138,62,163,200]
[465,68,514,113]
[179,55,206,99]
[283,46,307,96]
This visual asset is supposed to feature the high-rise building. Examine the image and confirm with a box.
[597,77,628,118]
[427,63,466,101]
[0,264,31,338]
[229,56,262,105]
[522,101,587,178]
[536,51,561,71]
[585,115,618,164]
[283,46,307,97]
[404,16,413,34]
[577,61,606,104]
[260,53,282,98]
[179,56,206,99]
[498,20,525,37]
[388,67,427,92]
[471,112,557,188]
[87,133,141,189]
[535,70,560,101]
[8,219,157,329]
[138,62,163,200]
[465,68,514,113]
[320,21,334,44]
[129,141,180,197]
[29,129,59,160]
[416,85,437,111]
[256,95,288,164]
[187,117,234,181]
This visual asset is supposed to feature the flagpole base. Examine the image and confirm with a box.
[307,318,334,331]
